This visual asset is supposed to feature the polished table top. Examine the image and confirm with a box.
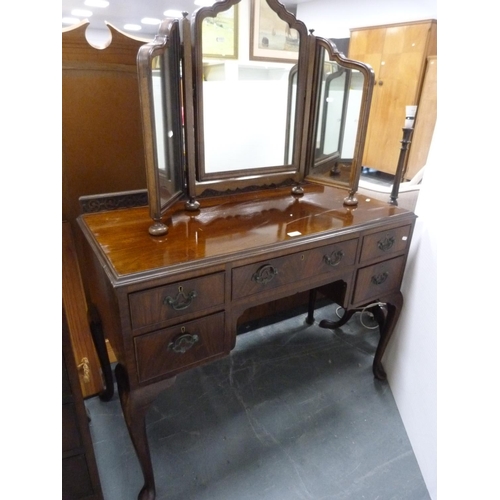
[80,183,409,280]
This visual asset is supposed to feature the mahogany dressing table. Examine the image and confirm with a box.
[78,184,415,499]
[77,2,418,498]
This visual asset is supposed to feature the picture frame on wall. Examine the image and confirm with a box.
[250,0,300,62]
[202,4,239,59]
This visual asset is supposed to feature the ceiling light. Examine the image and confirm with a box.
[71,9,93,17]
[141,17,161,25]
[163,9,183,18]
[62,17,81,25]
[84,0,109,7]
[124,24,142,31]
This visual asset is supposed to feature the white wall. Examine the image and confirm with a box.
[383,123,438,499]
[295,1,438,498]
[297,0,437,38]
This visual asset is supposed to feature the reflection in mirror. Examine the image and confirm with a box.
[137,19,185,235]
[138,4,375,235]
[341,71,364,158]
[307,39,374,205]
[314,61,364,183]
[151,57,183,205]
[285,65,297,164]
[194,0,303,180]
[315,62,346,161]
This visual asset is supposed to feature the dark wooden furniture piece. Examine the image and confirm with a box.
[75,3,421,498]
[63,22,148,398]
[63,221,104,499]
[78,183,416,500]
[63,221,115,402]
[63,305,103,500]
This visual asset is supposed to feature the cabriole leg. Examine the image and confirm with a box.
[114,364,176,500]
[372,292,403,381]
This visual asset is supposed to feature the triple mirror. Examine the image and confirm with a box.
[137,0,374,235]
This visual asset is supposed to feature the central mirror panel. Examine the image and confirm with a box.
[192,0,307,182]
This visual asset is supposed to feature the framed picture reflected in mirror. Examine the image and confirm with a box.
[250,0,300,62]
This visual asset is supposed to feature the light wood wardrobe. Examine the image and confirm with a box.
[348,20,437,178]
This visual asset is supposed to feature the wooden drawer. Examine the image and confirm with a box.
[317,238,358,271]
[135,312,225,382]
[231,238,358,300]
[129,273,225,330]
[353,255,406,305]
[359,225,411,263]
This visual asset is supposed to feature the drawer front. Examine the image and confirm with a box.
[353,256,406,305]
[135,312,225,382]
[232,239,358,300]
[360,225,411,263]
[314,238,358,271]
[129,273,225,330]
[232,253,305,300]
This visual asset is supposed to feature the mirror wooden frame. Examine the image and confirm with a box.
[306,36,375,205]
[137,18,186,235]
[137,0,374,235]
[189,0,310,189]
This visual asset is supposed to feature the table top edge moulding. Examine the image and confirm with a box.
[78,184,413,286]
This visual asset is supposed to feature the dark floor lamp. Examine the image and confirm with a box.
[389,105,417,206]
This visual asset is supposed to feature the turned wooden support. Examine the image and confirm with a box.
[389,127,414,206]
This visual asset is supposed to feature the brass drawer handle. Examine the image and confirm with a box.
[252,264,278,284]
[377,235,395,252]
[164,286,197,311]
[168,332,199,354]
[323,249,344,267]
[371,272,389,285]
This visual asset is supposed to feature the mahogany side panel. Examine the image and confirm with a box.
[62,22,148,228]
[62,23,149,396]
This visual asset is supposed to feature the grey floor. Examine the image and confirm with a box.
[360,168,395,187]
[85,302,430,500]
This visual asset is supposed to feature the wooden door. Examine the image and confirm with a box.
[63,300,103,499]
[349,21,436,175]
[63,221,104,397]
[405,56,437,180]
